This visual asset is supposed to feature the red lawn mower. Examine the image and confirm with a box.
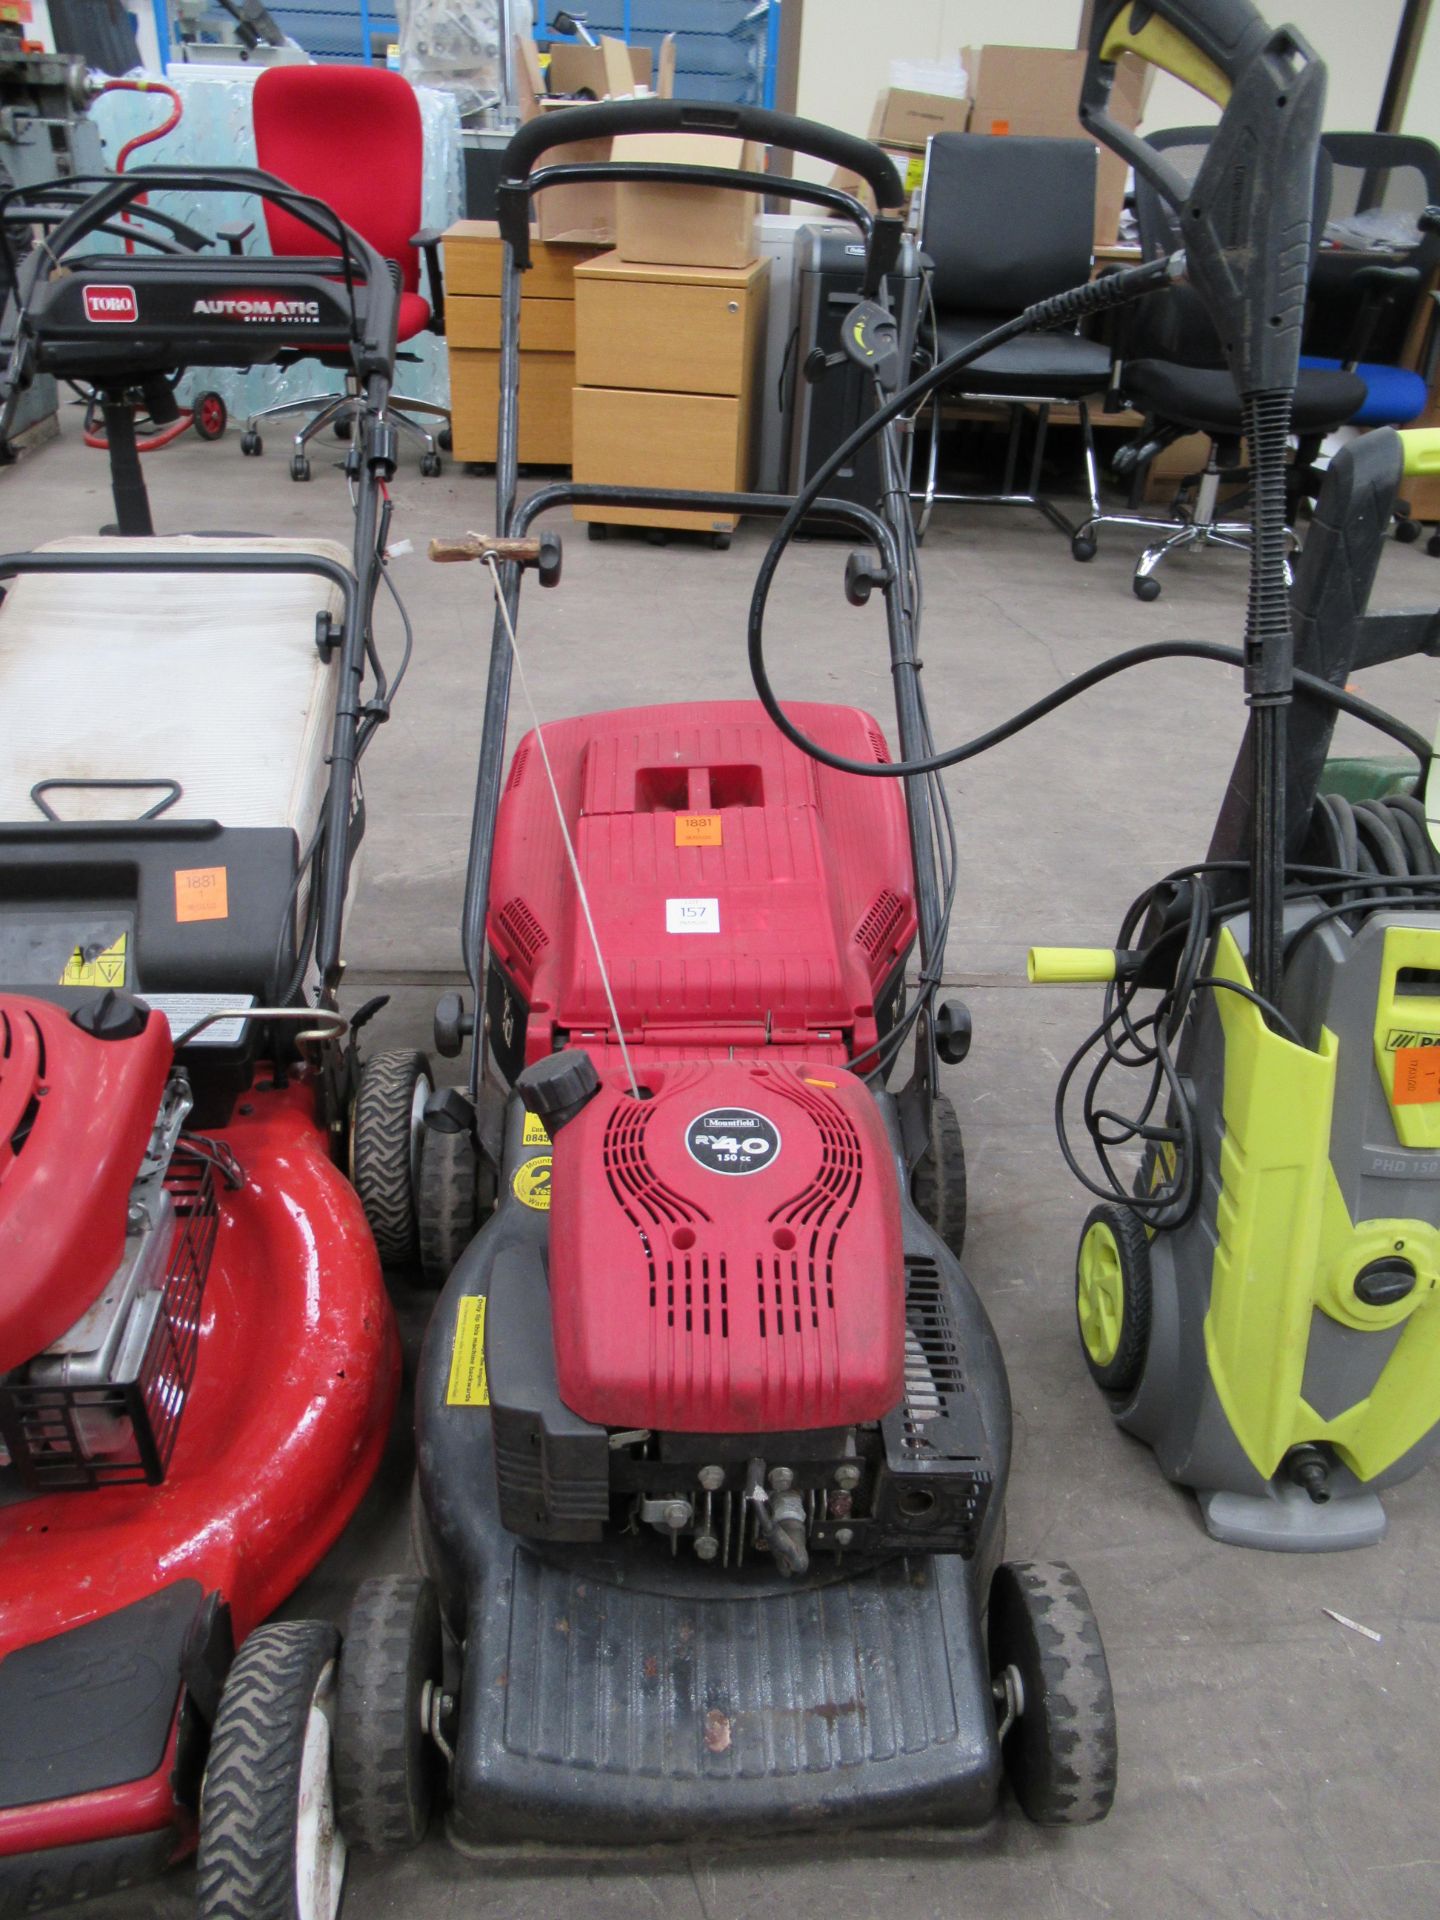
[314,96,1137,1871]
[0,168,418,1914]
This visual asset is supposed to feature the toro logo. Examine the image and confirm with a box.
[685,1107,781,1176]
[83,284,138,324]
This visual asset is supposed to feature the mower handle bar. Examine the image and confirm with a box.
[0,167,399,370]
[500,98,906,210]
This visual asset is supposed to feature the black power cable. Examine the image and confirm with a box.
[1058,796,1440,1225]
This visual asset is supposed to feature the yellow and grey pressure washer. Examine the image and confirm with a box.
[1033,425,1440,1549]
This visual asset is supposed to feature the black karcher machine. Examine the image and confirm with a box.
[1027,11,1440,1546]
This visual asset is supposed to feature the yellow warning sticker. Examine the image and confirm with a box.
[59,931,128,989]
[522,1111,551,1147]
[675,813,723,848]
[446,1295,489,1406]
[512,1154,552,1211]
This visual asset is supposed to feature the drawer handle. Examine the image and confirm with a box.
[727,300,739,314]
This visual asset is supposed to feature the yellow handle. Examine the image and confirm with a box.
[1099,14,1233,107]
[1399,429,1440,479]
[1027,947,1119,985]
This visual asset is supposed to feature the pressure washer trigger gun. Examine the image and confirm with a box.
[1080,0,1326,400]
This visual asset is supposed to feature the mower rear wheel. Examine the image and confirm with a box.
[911,1090,967,1257]
[351,1050,432,1265]
[989,1561,1117,1826]
[334,1576,444,1853]
[417,1125,479,1286]
[196,1620,345,1920]
[1075,1203,1151,1395]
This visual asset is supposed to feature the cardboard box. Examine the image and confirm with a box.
[868,86,969,150]
[962,45,1152,247]
[613,133,762,270]
[518,35,679,247]
[545,38,651,99]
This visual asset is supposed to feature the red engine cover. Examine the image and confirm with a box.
[0,995,173,1372]
[486,701,917,1067]
[549,1058,905,1432]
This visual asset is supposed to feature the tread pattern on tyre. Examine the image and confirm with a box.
[1076,1202,1152,1395]
[417,1126,478,1287]
[352,1050,430,1263]
[912,1090,968,1258]
[196,1619,340,1920]
[335,1575,440,1852]
[992,1560,1117,1826]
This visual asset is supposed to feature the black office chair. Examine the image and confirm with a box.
[1305,132,1440,546]
[1078,127,1367,600]
[911,134,1113,547]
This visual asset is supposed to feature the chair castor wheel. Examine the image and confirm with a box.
[333,417,353,441]
[711,531,732,551]
[438,427,453,452]
[191,391,228,441]
[420,451,443,478]
[239,429,262,456]
[1071,534,1097,562]
[1394,516,1422,544]
[587,522,609,541]
[644,527,670,546]
[1427,531,1440,559]
[289,453,311,482]
[1132,573,1162,602]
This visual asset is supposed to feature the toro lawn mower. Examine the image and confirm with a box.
[319,97,1126,1862]
[0,168,419,1914]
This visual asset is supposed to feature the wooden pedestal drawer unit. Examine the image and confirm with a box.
[571,252,770,534]
[442,220,603,466]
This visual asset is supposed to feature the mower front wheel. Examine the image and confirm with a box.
[989,1560,1117,1826]
[196,1620,346,1920]
[911,1090,967,1257]
[351,1050,432,1264]
[417,1124,479,1286]
[334,1576,445,1853]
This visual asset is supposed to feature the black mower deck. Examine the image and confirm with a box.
[415,1096,1012,1846]
[443,1527,1002,1845]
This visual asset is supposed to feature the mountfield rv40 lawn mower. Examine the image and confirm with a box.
[314,0,1400,1872]
[0,169,425,1915]
[315,97,1137,1858]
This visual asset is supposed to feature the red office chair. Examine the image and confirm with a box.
[240,63,449,479]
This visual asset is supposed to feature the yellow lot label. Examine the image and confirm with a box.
[522,1111,551,1146]
[446,1295,489,1406]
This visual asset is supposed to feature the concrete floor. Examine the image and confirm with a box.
[7,422,1440,1920]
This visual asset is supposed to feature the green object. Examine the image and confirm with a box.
[1316,757,1417,804]
[1205,926,1440,1484]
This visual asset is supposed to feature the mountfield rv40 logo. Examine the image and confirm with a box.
[83,285,138,324]
[192,291,323,324]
